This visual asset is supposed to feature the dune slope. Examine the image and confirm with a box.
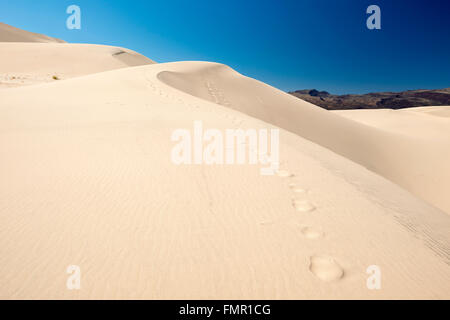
[336,107,450,140]
[1,62,449,299]
[0,22,66,43]
[158,62,450,214]
[0,43,155,88]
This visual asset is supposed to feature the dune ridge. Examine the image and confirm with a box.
[0,43,155,88]
[0,22,66,43]
[157,62,450,215]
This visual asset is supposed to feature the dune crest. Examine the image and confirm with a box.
[157,61,450,214]
[0,22,66,43]
[0,43,155,88]
[0,22,155,88]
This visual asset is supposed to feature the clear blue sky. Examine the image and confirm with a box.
[1,0,449,94]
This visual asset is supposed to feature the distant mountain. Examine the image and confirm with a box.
[288,88,450,110]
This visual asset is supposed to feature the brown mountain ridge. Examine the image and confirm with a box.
[289,87,450,110]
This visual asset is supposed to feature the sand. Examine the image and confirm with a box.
[0,21,154,88]
[158,63,450,215]
[0,24,449,299]
[336,107,450,214]
[0,22,66,43]
[0,43,155,88]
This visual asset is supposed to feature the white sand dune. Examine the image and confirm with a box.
[0,43,155,88]
[334,107,450,214]
[1,60,450,299]
[0,22,65,43]
[0,24,449,299]
[336,107,450,140]
[158,62,450,215]
[0,22,154,88]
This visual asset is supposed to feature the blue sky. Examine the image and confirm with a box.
[1,0,449,94]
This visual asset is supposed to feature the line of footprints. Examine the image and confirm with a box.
[145,75,344,283]
[276,169,345,282]
[145,75,223,114]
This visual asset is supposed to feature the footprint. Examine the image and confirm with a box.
[309,255,344,282]
[289,185,308,194]
[277,170,293,178]
[292,199,315,212]
[300,226,323,239]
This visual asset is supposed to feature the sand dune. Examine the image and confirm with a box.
[335,107,450,214]
[336,107,450,140]
[0,22,65,43]
[0,24,449,299]
[0,43,155,88]
[1,61,449,299]
[158,62,450,214]
[0,22,154,88]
